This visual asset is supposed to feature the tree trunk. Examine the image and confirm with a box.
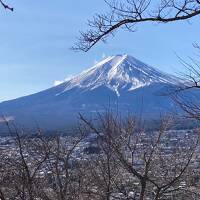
[139,179,146,200]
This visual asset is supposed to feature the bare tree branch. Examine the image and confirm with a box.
[73,0,200,51]
[170,46,200,120]
[0,0,13,11]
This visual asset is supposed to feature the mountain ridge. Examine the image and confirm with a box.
[54,54,179,97]
[0,54,185,130]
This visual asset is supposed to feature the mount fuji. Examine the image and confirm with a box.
[0,55,182,130]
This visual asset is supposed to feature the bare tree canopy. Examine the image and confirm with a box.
[171,45,200,120]
[1,113,200,200]
[0,0,13,11]
[73,0,200,51]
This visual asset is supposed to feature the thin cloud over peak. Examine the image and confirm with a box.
[53,75,74,86]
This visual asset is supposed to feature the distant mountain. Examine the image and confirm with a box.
[0,55,184,130]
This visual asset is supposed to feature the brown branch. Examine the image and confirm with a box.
[0,0,13,11]
[73,0,200,51]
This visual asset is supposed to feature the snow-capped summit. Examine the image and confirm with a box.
[0,54,184,130]
[57,54,177,97]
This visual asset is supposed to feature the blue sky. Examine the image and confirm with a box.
[0,0,199,102]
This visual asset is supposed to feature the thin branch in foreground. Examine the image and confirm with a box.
[73,0,200,52]
[0,0,13,11]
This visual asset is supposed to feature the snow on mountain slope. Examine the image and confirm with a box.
[0,54,183,130]
[56,54,177,97]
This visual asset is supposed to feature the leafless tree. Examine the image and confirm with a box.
[73,0,200,51]
[39,134,87,200]
[0,121,87,200]
[0,124,52,200]
[0,0,13,11]
[80,112,200,200]
[171,45,200,120]
[1,114,200,199]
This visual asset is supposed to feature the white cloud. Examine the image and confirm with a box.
[102,53,106,58]
[53,75,74,86]
[54,80,64,86]
[0,116,14,123]
[94,60,98,65]
[93,53,107,65]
